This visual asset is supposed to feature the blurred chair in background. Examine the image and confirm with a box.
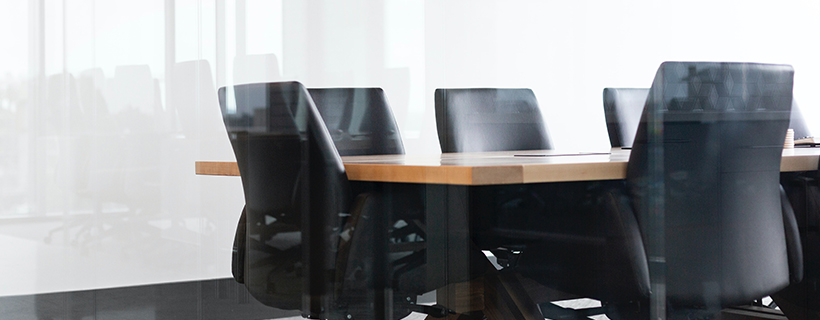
[435,87,595,318]
[435,88,551,153]
[433,88,560,257]
[789,100,812,140]
[309,87,404,156]
[603,87,649,148]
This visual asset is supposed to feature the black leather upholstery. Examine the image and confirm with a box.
[603,88,649,148]
[219,82,429,319]
[309,87,404,156]
[435,88,551,153]
[605,88,811,148]
[772,157,820,320]
[309,87,431,306]
[627,62,795,311]
[218,82,349,316]
[781,186,804,284]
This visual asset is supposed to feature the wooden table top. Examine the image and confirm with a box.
[195,148,820,185]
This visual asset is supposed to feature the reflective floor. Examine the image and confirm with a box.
[0,278,299,320]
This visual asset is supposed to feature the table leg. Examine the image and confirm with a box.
[426,184,483,315]
[425,184,547,319]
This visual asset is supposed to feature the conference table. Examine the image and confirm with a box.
[196,147,820,319]
[196,148,820,183]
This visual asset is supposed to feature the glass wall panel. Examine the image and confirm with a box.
[1,0,819,319]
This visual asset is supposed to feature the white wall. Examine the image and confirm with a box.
[0,0,818,296]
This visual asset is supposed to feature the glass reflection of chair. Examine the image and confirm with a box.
[42,72,92,243]
[41,72,129,247]
[111,65,163,216]
[219,82,434,319]
[604,86,816,318]
[524,62,803,319]
[166,60,226,248]
[602,85,807,316]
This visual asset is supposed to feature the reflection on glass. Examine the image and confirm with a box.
[219,82,308,312]
[220,82,435,319]
[627,62,795,318]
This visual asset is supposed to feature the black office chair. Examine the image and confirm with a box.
[603,88,650,148]
[433,88,648,319]
[434,88,560,254]
[309,87,404,156]
[523,62,803,319]
[219,82,434,319]
[772,100,820,319]
[789,100,812,141]
[434,88,551,153]
[774,178,820,320]
[308,87,431,301]
[628,61,803,318]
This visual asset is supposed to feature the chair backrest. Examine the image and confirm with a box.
[627,62,794,308]
[218,81,348,314]
[603,88,649,148]
[434,88,551,153]
[605,88,810,148]
[308,87,405,156]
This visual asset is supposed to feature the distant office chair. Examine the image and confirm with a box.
[524,62,803,319]
[603,88,649,148]
[434,88,551,153]
[308,87,404,156]
[219,82,433,319]
[789,100,812,140]
[434,88,556,252]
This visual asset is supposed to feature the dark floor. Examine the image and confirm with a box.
[0,278,301,320]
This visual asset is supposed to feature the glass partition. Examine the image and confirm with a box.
[1,1,819,319]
